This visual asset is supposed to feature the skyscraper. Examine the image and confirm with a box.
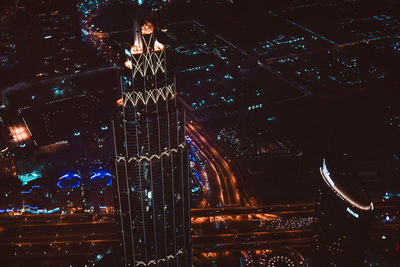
[311,154,372,266]
[112,21,191,266]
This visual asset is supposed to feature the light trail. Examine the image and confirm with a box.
[187,124,231,204]
[190,138,225,205]
[187,123,241,204]
[11,239,119,246]
[320,158,374,211]
[192,229,309,239]
[20,221,114,227]
[10,232,117,241]
[191,213,279,224]
[192,238,312,248]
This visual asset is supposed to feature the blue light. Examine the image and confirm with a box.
[192,186,200,193]
[138,0,143,5]
[47,207,60,214]
[91,173,101,179]
[59,174,69,179]
[193,170,204,187]
[70,183,80,189]
[346,207,359,218]
[90,170,112,186]
[224,74,233,80]
[21,185,40,194]
[57,181,64,188]
[267,116,276,121]
[90,171,111,179]
[383,192,392,199]
[23,204,38,210]
[25,209,37,214]
[96,254,104,262]
[101,126,108,131]
[74,131,80,136]
[57,172,82,189]
[18,170,42,186]
[24,206,60,214]
[52,88,65,96]
[322,159,334,186]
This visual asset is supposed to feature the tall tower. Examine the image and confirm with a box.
[112,21,191,266]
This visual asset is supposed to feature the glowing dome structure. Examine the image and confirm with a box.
[90,170,112,186]
[57,172,82,189]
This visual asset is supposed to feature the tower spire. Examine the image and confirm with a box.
[113,20,192,267]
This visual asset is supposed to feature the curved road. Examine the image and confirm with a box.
[186,122,243,207]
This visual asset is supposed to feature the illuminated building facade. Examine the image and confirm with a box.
[112,21,191,266]
[8,124,31,144]
[311,155,372,266]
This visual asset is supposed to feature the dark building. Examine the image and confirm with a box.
[4,78,103,148]
[19,0,84,78]
[112,21,191,266]
[0,123,16,178]
[19,93,100,147]
[311,154,373,267]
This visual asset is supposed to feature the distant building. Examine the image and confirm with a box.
[15,80,101,147]
[21,0,85,77]
[112,21,191,266]
[311,154,373,266]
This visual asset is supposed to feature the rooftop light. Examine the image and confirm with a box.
[141,22,154,35]
[124,59,132,69]
[9,125,31,143]
[154,39,165,51]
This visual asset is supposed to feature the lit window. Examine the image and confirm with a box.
[9,125,31,143]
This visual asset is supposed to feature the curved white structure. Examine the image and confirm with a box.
[320,158,374,211]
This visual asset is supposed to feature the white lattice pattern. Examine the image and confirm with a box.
[116,142,186,163]
[123,84,174,106]
[129,34,166,77]
[135,249,184,266]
